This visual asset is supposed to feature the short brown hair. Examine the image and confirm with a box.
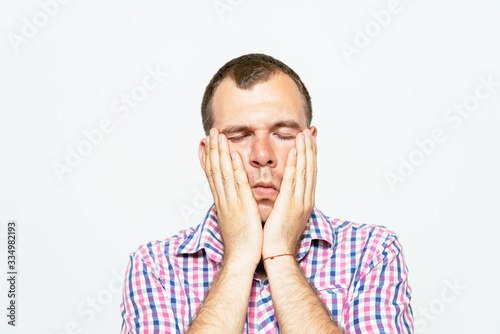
[201,53,312,136]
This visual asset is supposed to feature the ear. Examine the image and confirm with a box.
[198,137,208,172]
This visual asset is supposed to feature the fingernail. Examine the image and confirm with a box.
[307,129,311,137]
[207,135,210,145]
[210,129,214,137]
[218,134,221,143]
[302,133,305,142]
[231,152,236,160]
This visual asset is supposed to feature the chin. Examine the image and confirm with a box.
[257,201,273,224]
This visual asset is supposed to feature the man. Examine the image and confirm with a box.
[120,54,413,333]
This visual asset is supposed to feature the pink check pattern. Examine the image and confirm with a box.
[120,204,413,333]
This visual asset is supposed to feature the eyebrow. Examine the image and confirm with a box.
[220,120,302,134]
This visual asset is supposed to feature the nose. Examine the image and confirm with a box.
[249,135,277,168]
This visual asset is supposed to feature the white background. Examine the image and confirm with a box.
[1,0,499,333]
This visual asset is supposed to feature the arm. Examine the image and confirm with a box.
[187,129,263,332]
[263,128,342,333]
[122,129,261,333]
[120,251,179,334]
[120,247,257,334]
[264,255,343,334]
[186,259,255,333]
[263,128,412,333]
[344,234,413,334]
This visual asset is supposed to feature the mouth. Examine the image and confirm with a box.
[252,182,278,198]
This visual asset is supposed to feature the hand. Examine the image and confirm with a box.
[262,128,317,259]
[204,128,263,268]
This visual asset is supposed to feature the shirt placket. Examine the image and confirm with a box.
[256,278,279,334]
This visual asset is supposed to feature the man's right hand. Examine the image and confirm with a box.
[204,128,262,269]
[186,128,263,333]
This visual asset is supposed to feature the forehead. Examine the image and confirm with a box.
[211,72,307,130]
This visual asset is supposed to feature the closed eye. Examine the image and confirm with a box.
[228,134,250,142]
[228,134,296,142]
[275,134,295,140]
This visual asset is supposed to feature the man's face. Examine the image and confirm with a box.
[199,72,317,223]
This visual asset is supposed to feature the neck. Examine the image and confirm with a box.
[256,261,267,281]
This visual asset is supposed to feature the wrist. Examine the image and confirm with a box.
[262,253,295,262]
[262,252,298,272]
[262,246,296,260]
[222,253,260,273]
[262,234,300,260]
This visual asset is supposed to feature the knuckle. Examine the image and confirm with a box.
[234,179,247,192]
[220,170,230,182]
[209,167,218,178]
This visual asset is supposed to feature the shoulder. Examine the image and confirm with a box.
[332,218,399,247]
[326,215,404,266]
[126,225,199,266]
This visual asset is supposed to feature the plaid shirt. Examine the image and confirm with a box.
[120,204,413,333]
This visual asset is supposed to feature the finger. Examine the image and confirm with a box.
[294,131,307,203]
[304,129,316,207]
[218,133,237,201]
[312,134,317,199]
[208,128,226,203]
[313,134,317,157]
[204,134,220,207]
[230,151,254,201]
[280,146,297,202]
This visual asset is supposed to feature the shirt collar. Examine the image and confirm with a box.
[176,204,335,263]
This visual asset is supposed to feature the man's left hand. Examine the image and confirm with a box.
[262,128,317,259]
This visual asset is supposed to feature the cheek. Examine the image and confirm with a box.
[279,147,293,160]
[277,149,292,172]
[227,144,243,160]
